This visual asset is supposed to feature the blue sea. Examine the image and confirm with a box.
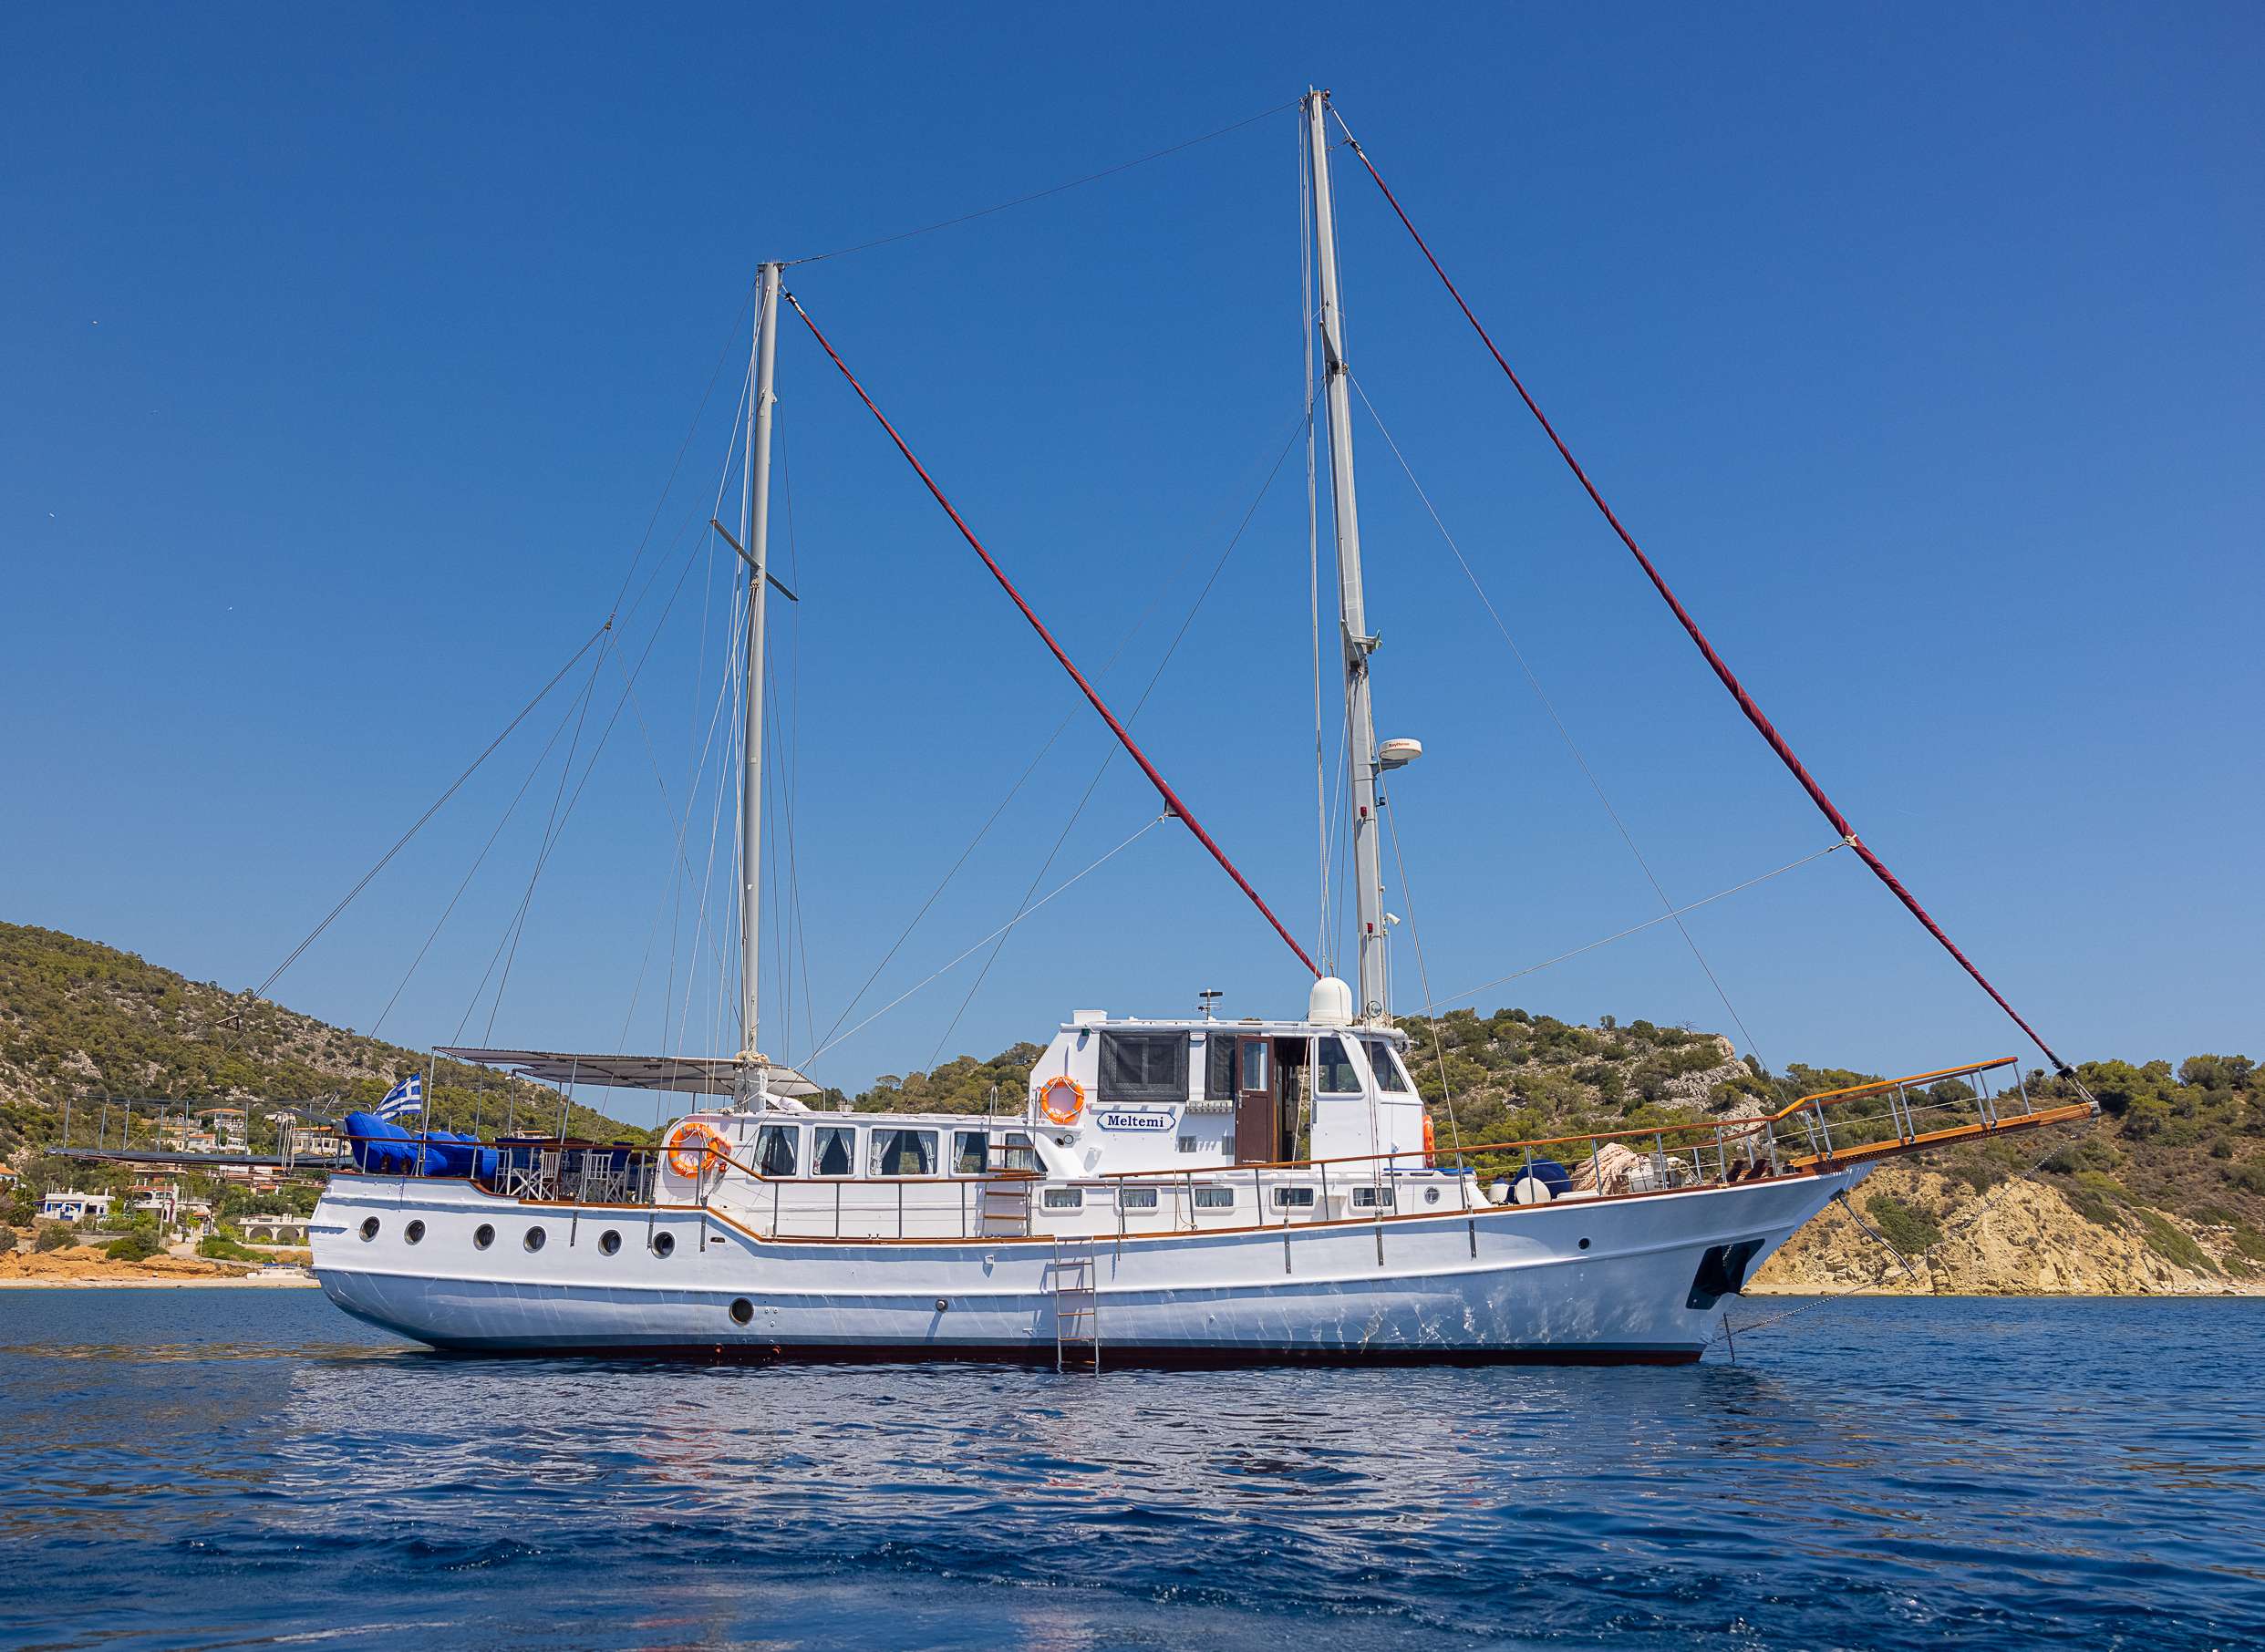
[1,1290,2259,1651]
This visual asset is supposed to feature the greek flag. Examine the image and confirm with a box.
[377,1073,424,1121]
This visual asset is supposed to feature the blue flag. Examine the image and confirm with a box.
[377,1073,424,1121]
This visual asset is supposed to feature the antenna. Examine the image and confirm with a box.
[1198,989,1224,1021]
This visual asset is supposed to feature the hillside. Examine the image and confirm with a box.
[4,921,2260,1294]
[0,923,657,1151]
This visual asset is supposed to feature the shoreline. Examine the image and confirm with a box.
[0,1274,321,1289]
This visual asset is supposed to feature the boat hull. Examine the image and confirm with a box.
[311,1168,1856,1366]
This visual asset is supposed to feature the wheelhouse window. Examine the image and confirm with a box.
[813,1126,857,1178]
[869,1128,938,1177]
[1316,1037,1363,1095]
[1202,1036,1236,1100]
[953,1130,988,1175]
[1365,1041,1412,1093]
[999,1131,1041,1172]
[1099,1032,1187,1103]
[755,1124,801,1177]
[1240,1040,1270,1091]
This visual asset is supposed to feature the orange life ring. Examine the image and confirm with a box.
[1422,1114,1436,1168]
[667,1120,727,1180]
[1037,1075,1085,1126]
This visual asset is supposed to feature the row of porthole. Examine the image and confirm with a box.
[357,1216,677,1258]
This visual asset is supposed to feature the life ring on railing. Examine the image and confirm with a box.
[1422,1114,1436,1168]
[666,1120,727,1180]
[1037,1075,1085,1126]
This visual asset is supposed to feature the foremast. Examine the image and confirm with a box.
[737,262,783,1102]
[1305,90,1391,1026]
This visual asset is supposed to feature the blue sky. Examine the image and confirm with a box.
[4,4,2259,1114]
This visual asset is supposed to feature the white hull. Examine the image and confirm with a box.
[310,1168,1856,1366]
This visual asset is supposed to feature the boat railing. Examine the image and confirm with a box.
[356,1054,2087,1238]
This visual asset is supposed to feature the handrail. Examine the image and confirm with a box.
[1770,1057,2016,1119]
[437,1054,2037,1199]
[1102,1054,2029,1178]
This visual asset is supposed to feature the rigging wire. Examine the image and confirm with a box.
[787,99,1300,267]
[1380,792,1464,1160]
[368,664,593,1040]
[1436,842,1848,1007]
[251,623,608,1004]
[1347,367,1769,1066]
[785,287,1319,976]
[1328,99,2074,1078]
[924,401,1315,1067]
[802,813,1172,1067]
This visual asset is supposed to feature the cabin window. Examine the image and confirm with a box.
[1272,1186,1317,1209]
[1177,1136,1199,1153]
[1240,1040,1270,1091]
[1119,1186,1159,1211]
[1194,1186,1235,1209]
[1351,1186,1397,1209]
[870,1128,938,1177]
[813,1126,857,1178]
[1043,1187,1083,1210]
[953,1130,988,1175]
[1316,1037,1363,1095]
[756,1124,801,1177]
[999,1131,1041,1172]
[1366,1041,1412,1093]
[1099,1032,1186,1103]
[1203,1036,1236,1100]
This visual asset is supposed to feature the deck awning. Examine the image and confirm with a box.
[434,1048,822,1099]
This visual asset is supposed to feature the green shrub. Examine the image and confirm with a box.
[2132,1208,2216,1275]
[1865,1193,1943,1255]
[197,1234,264,1264]
[0,1227,16,1254]
[103,1230,160,1263]
[33,1223,75,1253]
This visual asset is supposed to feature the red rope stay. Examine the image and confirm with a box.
[784,290,1321,979]
[1329,106,2073,1075]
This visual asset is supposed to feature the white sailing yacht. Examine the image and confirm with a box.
[308,92,2089,1366]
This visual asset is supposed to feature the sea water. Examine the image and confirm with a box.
[1,1289,2259,1650]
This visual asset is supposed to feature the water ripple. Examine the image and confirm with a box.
[1,1292,2260,1649]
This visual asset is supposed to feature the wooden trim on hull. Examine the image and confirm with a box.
[402,1337,1704,1369]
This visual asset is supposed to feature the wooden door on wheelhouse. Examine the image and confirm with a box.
[1234,1038,1274,1163]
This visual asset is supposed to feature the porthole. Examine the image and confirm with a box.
[652,1231,676,1258]
[598,1229,622,1256]
[729,1297,754,1326]
[404,1220,426,1245]
[523,1226,546,1253]
[1423,1187,1441,1205]
[473,1224,495,1250]
[358,1217,379,1242]
[1578,1237,1591,1251]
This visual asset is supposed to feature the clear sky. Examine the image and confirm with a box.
[5,4,2259,1114]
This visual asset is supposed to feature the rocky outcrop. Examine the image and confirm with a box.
[1748,1165,2259,1296]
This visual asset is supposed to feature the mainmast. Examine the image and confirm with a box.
[1305,91,1391,1025]
[737,262,782,1098]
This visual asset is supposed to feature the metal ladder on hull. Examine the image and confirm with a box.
[1050,1238,1101,1374]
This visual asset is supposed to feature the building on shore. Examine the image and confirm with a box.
[235,1213,308,1245]
[38,1191,114,1225]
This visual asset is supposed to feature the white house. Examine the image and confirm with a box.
[38,1191,114,1225]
